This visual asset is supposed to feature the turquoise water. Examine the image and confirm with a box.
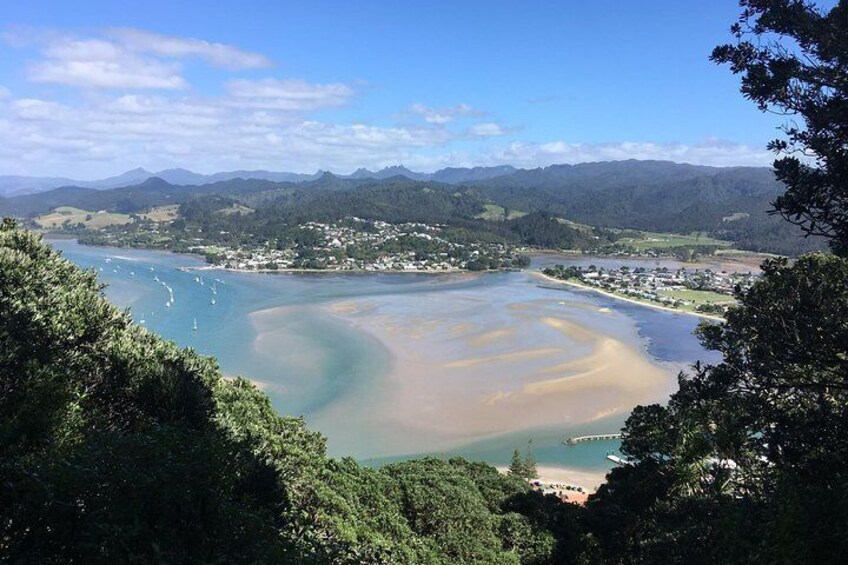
[51,239,720,474]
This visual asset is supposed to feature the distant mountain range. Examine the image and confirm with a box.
[0,164,520,197]
[0,158,824,256]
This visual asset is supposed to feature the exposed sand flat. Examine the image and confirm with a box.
[327,300,378,316]
[319,288,677,452]
[524,339,662,395]
[468,328,513,347]
[541,316,598,343]
[442,347,563,369]
[448,321,477,338]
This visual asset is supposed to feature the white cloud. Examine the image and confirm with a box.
[0,89,774,177]
[31,58,185,89]
[15,27,273,90]
[226,78,355,110]
[0,91,461,176]
[13,98,72,121]
[28,38,187,89]
[474,139,773,169]
[108,28,272,69]
[469,122,507,137]
[409,103,481,124]
[0,28,773,177]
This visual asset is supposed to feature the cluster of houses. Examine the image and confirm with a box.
[542,264,759,311]
[194,217,524,272]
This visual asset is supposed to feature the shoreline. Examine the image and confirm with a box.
[533,271,726,322]
[52,236,766,276]
[496,464,608,496]
[180,264,493,276]
[317,287,676,462]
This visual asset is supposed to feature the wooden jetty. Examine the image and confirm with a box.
[564,433,622,446]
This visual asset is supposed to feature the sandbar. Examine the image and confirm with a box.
[318,287,678,455]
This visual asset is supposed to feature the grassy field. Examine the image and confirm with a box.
[616,230,732,250]
[476,204,528,221]
[658,288,737,309]
[140,204,180,222]
[35,207,133,229]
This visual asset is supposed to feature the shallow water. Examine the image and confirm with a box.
[51,239,721,475]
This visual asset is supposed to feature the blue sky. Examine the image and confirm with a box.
[1,0,781,177]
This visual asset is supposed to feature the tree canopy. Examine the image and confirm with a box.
[576,3,848,563]
[712,0,848,255]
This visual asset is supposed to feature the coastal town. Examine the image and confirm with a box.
[541,263,760,315]
[188,217,531,272]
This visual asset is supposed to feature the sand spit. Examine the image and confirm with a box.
[534,271,725,322]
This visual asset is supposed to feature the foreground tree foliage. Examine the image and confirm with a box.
[582,254,848,564]
[578,3,848,563]
[711,0,848,255]
[0,222,581,564]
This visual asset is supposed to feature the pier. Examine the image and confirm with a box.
[564,433,621,446]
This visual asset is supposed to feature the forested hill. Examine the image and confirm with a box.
[469,160,780,227]
[0,177,295,218]
[0,160,824,255]
[467,161,818,254]
[159,179,603,253]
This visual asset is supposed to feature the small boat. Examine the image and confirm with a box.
[165,302,171,308]
[211,298,216,305]
[192,318,198,331]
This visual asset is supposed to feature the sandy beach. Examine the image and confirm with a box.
[496,464,609,495]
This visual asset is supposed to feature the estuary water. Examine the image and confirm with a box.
[51,239,722,480]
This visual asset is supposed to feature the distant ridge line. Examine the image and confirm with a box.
[0,159,771,198]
